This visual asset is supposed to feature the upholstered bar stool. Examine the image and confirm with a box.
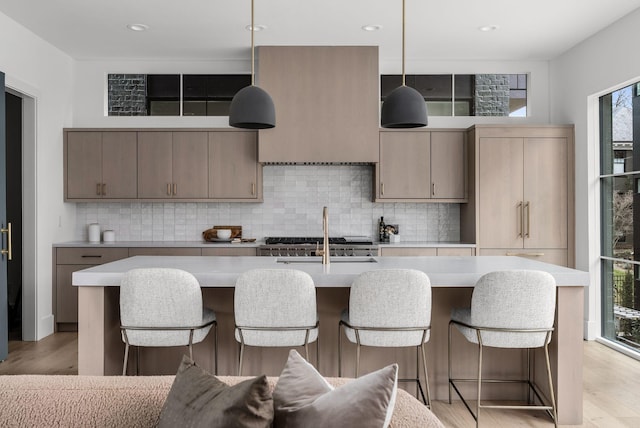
[119,268,217,376]
[338,269,432,407]
[448,270,557,427]
[234,269,319,375]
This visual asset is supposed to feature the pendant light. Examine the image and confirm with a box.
[381,0,427,128]
[229,0,275,129]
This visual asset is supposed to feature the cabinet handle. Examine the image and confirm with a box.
[96,183,101,196]
[381,182,385,196]
[525,201,530,238]
[432,182,436,197]
[1,222,12,261]
[81,255,103,258]
[167,183,171,196]
[506,252,544,257]
[173,183,177,195]
[102,183,106,196]
[517,201,523,237]
[251,182,255,196]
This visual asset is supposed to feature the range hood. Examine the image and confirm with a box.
[256,46,380,164]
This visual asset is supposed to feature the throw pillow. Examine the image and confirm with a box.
[273,350,398,428]
[158,355,273,428]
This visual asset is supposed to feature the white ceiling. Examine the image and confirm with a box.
[0,0,639,62]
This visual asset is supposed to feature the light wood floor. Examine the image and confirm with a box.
[1,335,639,427]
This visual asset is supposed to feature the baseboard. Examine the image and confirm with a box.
[584,319,599,340]
[37,314,55,341]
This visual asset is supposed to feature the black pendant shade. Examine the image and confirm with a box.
[381,0,428,128]
[229,85,275,129]
[381,85,428,128]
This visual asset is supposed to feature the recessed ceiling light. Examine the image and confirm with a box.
[478,25,499,32]
[127,24,149,32]
[245,24,267,31]
[362,24,383,32]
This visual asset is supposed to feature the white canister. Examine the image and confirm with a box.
[88,223,101,243]
[103,230,115,243]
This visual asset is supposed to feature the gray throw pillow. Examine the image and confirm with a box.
[273,350,398,428]
[158,355,274,428]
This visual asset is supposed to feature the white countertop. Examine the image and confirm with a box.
[73,255,588,288]
[54,240,475,248]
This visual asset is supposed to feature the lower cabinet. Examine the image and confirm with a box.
[202,247,257,256]
[54,247,129,330]
[54,245,259,329]
[478,248,567,266]
[379,247,475,256]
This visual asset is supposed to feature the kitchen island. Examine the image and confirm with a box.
[73,255,588,424]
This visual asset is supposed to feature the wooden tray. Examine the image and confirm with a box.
[202,225,242,241]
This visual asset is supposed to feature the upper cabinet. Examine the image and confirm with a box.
[375,130,467,202]
[257,46,380,163]
[65,131,137,200]
[209,131,261,200]
[137,131,208,199]
[64,129,261,202]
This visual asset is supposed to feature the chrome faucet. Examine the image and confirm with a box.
[319,206,330,265]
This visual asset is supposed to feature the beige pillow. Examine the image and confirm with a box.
[273,350,398,428]
[158,355,273,428]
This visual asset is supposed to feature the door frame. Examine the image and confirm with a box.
[5,82,37,341]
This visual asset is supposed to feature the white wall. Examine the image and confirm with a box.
[0,12,75,339]
[550,8,640,339]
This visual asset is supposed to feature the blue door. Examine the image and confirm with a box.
[0,71,7,361]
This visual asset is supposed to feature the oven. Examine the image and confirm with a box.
[258,237,378,257]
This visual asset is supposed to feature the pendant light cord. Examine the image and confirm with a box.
[402,0,406,86]
[251,0,255,85]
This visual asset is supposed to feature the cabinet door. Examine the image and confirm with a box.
[379,132,430,199]
[101,132,137,198]
[209,132,258,199]
[202,247,257,256]
[478,138,524,248]
[172,132,209,198]
[128,248,202,256]
[479,248,568,267]
[431,132,466,199]
[66,132,102,198]
[56,264,83,324]
[379,247,437,256]
[138,132,173,198]
[523,138,568,249]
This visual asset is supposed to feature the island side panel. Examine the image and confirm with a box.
[555,286,584,425]
[78,287,106,375]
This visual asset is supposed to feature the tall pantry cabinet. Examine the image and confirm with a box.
[460,125,575,267]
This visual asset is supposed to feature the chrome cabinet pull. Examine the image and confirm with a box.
[1,222,12,260]
[432,182,436,197]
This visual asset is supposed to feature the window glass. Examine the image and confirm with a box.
[380,73,527,117]
[600,82,640,352]
[107,74,250,117]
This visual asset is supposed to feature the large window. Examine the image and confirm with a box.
[381,74,527,117]
[600,82,640,351]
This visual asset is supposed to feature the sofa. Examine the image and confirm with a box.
[0,375,444,427]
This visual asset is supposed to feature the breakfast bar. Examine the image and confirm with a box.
[73,255,589,424]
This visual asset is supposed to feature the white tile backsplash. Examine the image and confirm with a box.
[74,165,460,242]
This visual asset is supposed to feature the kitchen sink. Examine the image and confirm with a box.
[276,257,378,264]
